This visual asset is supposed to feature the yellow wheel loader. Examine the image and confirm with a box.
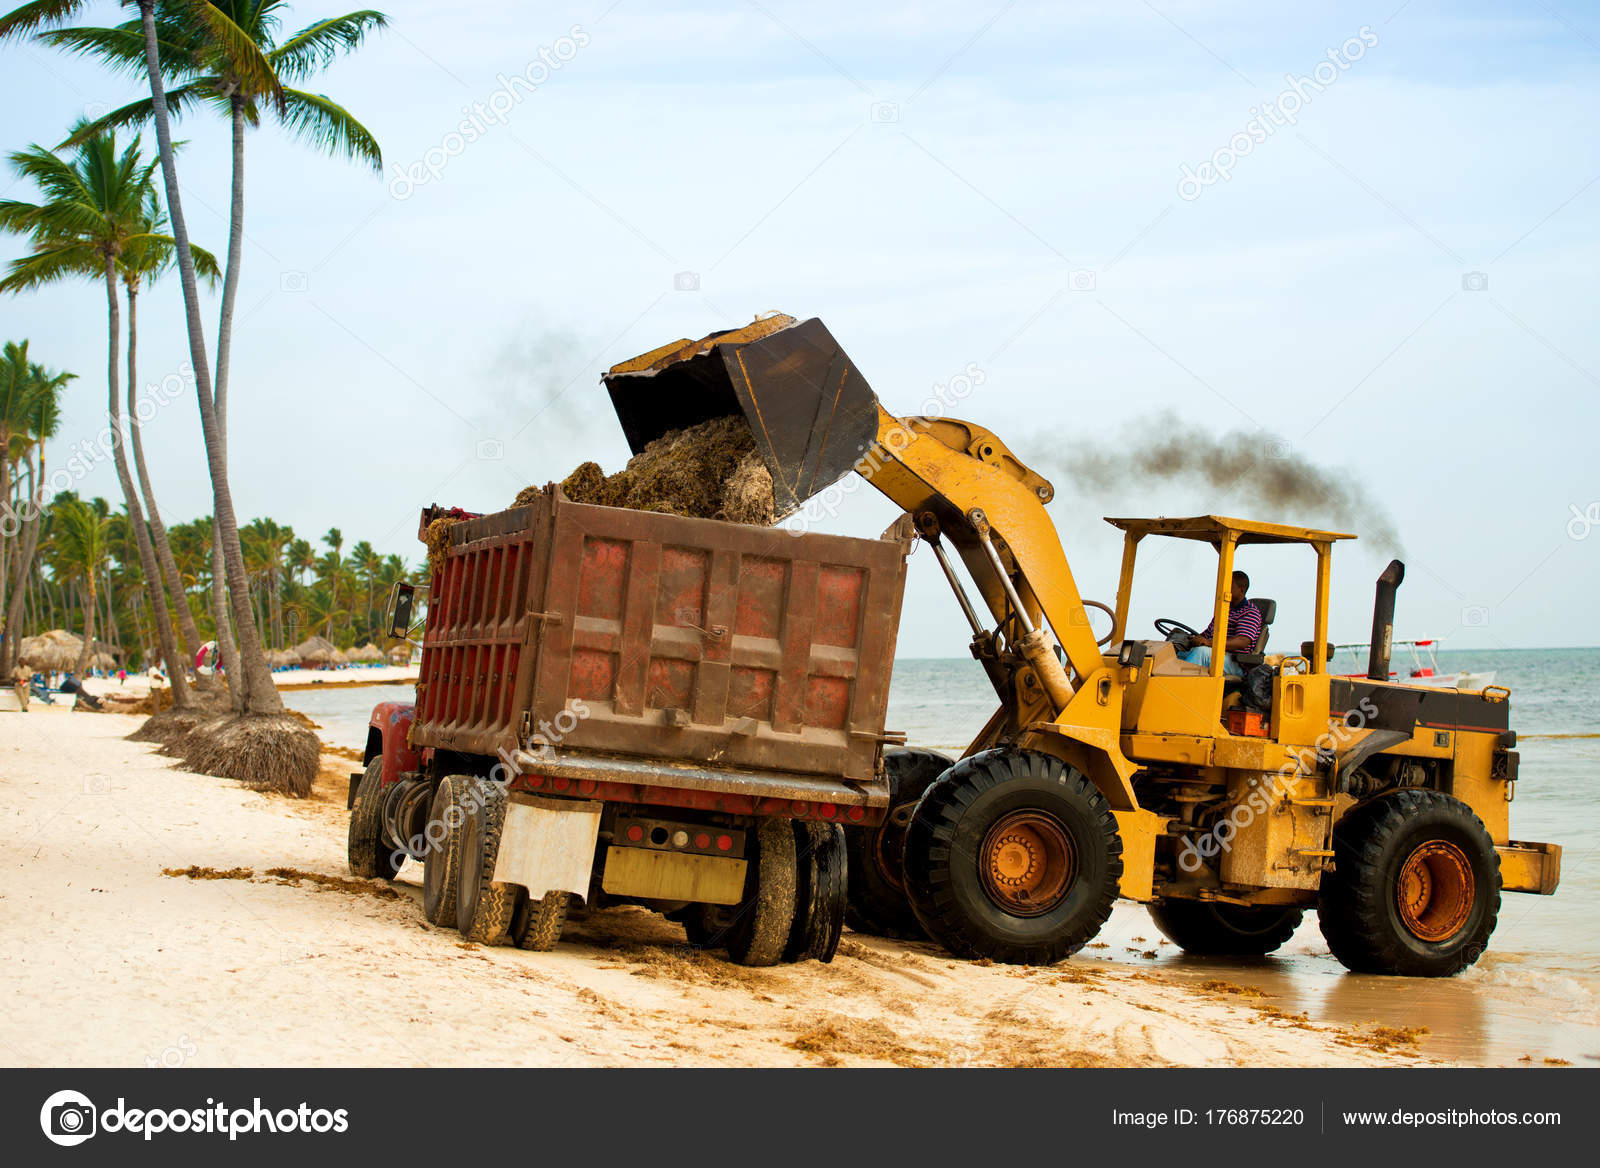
[602,314,1561,977]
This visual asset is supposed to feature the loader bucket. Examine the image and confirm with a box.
[602,315,880,519]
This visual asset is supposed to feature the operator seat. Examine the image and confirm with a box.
[1232,598,1275,668]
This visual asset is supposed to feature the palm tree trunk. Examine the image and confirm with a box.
[126,282,204,666]
[76,575,95,675]
[108,259,190,707]
[210,522,240,696]
[137,1,281,716]
[2,448,40,676]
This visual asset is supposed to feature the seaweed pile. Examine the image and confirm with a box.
[513,416,775,526]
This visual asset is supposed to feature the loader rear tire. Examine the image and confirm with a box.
[421,775,465,928]
[1318,789,1500,977]
[1148,900,1304,956]
[348,758,401,881]
[844,748,953,940]
[511,890,571,952]
[785,822,847,963]
[456,777,516,943]
[903,749,1122,965]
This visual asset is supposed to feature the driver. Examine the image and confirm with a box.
[1181,570,1262,677]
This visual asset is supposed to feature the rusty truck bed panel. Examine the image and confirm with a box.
[411,490,909,787]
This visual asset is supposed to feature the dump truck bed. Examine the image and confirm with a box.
[409,489,909,800]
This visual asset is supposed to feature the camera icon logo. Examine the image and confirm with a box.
[1263,437,1293,460]
[40,1089,97,1146]
[869,101,899,123]
[83,774,111,795]
[673,270,700,292]
[475,438,504,461]
[84,101,110,119]
[279,270,309,293]
[1461,271,1488,292]
[1461,605,1490,627]
[1068,269,1097,292]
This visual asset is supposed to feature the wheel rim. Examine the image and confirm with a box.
[873,821,908,893]
[1395,840,1475,942]
[978,810,1076,917]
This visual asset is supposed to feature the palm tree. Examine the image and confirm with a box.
[1,340,72,670]
[6,0,386,718]
[0,126,213,706]
[350,537,378,640]
[1,349,66,674]
[51,494,111,673]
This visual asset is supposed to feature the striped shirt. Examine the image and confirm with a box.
[1203,600,1265,647]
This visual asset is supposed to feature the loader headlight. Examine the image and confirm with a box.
[1117,640,1147,669]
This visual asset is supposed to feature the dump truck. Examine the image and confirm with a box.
[347,475,910,964]
[351,312,1560,976]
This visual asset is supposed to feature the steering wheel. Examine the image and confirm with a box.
[1082,599,1116,648]
[1153,617,1198,641]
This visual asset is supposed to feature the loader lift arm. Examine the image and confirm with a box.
[603,315,1141,808]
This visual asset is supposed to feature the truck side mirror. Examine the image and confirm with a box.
[386,581,416,639]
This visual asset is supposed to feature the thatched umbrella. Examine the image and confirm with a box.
[19,629,81,673]
[352,641,385,662]
[386,641,415,665]
[292,636,337,665]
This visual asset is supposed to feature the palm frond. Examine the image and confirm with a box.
[269,10,388,83]
[36,23,190,81]
[58,84,215,148]
[0,238,101,293]
[172,0,283,107]
[0,0,91,43]
[274,87,382,171]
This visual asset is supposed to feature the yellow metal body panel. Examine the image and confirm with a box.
[1452,729,1510,843]
[1497,841,1561,895]
[1112,809,1164,901]
[599,846,748,906]
[1218,771,1332,891]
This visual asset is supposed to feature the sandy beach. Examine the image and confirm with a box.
[0,705,1436,1069]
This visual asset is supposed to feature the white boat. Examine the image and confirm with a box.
[1332,639,1495,690]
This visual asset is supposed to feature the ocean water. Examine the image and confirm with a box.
[288,648,1599,1064]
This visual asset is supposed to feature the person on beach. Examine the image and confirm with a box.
[58,673,103,712]
[1181,570,1262,678]
[11,659,30,712]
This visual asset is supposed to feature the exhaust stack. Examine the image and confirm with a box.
[1367,559,1406,681]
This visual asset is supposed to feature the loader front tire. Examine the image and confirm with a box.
[844,747,953,940]
[1318,789,1500,977]
[421,775,465,928]
[904,749,1122,965]
[1148,900,1304,956]
[348,758,401,881]
[456,777,516,943]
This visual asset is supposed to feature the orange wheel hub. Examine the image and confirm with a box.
[1395,840,1475,942]
[979,811,1076,917]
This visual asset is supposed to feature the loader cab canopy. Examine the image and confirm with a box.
[1102,515,1356,675]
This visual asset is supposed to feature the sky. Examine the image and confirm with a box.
[2,0,1597,658]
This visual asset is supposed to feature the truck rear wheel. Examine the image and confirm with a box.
[785,822,846,963]
[511,890,571,951]
[1148,900,1304,956]
[1319,789,1500,977]
[692,817,796,966]
[844,748,952,940]
[456,777,516,943]
[422,775,465,928]
[348,758,401,881]
[904,749,1122,965]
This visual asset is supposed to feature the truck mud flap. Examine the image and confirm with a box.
[492,795,602,900]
